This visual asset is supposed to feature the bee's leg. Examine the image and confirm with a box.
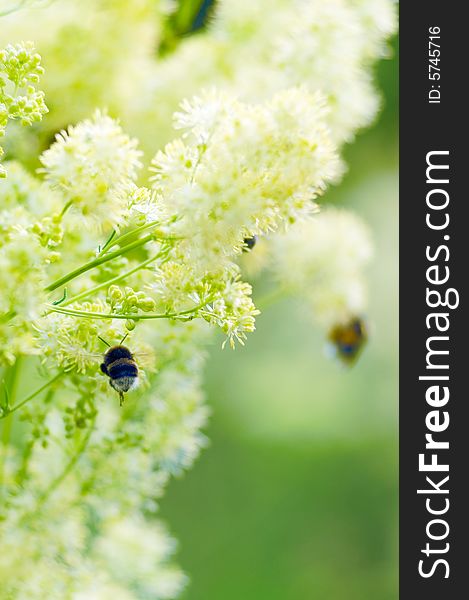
[119,391,124,407]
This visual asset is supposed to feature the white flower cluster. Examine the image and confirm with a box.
[0,101,348,598]
[268,208,373,328]
[0,0,396,161]
[1,500,186,600]
[211,0,397,143]
[127,0,397,152]
[0,0,158,152]
[152,88,340,263]
[0,315,207,599]
[40,111,143,230]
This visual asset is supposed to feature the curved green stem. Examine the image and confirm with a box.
[59,199,74,218]
[99,229,117,254]
[99,221,159,255]
[45,297,214,321]
[0,310,16,323]
[0,357,22,490]
[1,372,64,419]
[45,234,154,292]
[61,252,161,307]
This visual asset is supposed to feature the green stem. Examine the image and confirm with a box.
[99,229,117,254]
[45,297,214,321]
[1,372,64,419]
[99,221,159,255]
[0,310,16,324]
[45,234,154,292]
[0,357,22,489]
[61,252,161,307]
[59,199,74,218]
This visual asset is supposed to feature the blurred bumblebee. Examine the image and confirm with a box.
[242,235,257,252]
[328,317,368,365]
[99,335,139,405]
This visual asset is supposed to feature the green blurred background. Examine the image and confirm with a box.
[159,38,399,600]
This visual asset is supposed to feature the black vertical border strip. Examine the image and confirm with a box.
[400,2,467,597]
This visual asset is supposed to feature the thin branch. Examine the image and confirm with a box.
[44,298,214,321]
[1,372,64,419]
[99,229,117,254]
[60,252,161,307]
[98,221,158,255]
[45,234,154,292]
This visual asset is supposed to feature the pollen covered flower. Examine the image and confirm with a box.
[36,301,119,374]
[39,111,142,230]
[92,516,186,599]
[199,277,259,348]
[122,183,165,227]
[152,88,341,268]
[125,0,397,153]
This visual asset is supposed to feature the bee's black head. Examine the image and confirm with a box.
[102,345,133,368]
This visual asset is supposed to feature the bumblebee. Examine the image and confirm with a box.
[328,317,367,365]
[243,235,257,252]
[100,342,139,406]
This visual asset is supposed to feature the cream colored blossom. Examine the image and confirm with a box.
[93,516,186,599]
[152,88,341,268]
[0,0,396,162]
[39,111,142,230]
[269,208,373,327]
